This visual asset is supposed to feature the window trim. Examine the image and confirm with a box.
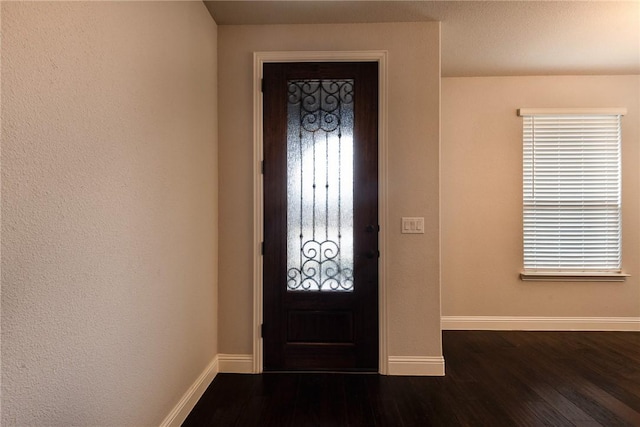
[520,271,629,282]
[518,107,628,282]
[518,108,627,116]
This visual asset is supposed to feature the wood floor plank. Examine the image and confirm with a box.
[255,373,298,427]
[504,356,601,424]
[362,375,406,427]
[292,373,349,427]
[523,401,576,427]
[343,375,378,426]
[182,331,640,426]
[499,332,638,427]
[383,376,433,426]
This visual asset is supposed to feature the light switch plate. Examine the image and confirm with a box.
[401,217,425,234]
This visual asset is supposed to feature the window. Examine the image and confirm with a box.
[518,108,628,281]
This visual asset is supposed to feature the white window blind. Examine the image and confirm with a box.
[520,109,625,273]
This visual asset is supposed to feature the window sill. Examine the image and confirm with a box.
[520,272,629,282]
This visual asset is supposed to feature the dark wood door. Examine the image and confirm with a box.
[263,62,379,371]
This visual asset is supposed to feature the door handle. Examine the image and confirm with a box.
[365,250,379,259]
[365,225,379,233]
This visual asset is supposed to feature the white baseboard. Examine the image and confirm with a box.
[387,356,445,376]
[159,355,219,427]
[218,354,254,373]
[441,316,640,331]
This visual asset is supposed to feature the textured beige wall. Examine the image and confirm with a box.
[1,2,218,425]
[218,23,442,358]
[442,75,640,317]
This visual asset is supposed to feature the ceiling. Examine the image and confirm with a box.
[203,1,640,77]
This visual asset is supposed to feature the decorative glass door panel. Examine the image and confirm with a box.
[286,79,354,292]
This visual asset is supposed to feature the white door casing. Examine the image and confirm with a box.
[252,51,389,373]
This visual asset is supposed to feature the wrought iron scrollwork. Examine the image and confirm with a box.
[288,80,354,133]
[287,240,354,291]
[286,79,355,292]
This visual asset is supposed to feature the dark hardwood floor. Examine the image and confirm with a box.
[183,331,640,426]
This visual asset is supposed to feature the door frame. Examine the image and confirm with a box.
[252,51,388,374]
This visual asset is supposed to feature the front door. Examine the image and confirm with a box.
[263,62,379,371]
